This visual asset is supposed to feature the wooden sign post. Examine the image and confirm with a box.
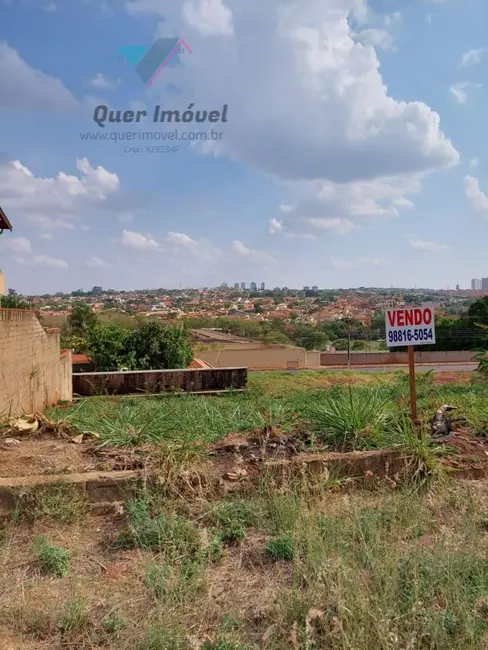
[408,345,417,421]
[385,304,436,424]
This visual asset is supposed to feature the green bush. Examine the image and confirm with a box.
[265,535,295,561]
[31,536,70,578]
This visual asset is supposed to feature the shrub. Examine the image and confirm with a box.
[31,536,70,578]
[265,535,295,561]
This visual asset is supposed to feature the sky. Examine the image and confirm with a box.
[0,0,487,293]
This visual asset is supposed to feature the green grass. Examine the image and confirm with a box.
[31,536,70,578]
[5,475,488,650]
[47,371,488,452]
[265,535,295,561]
[116,499,201,558]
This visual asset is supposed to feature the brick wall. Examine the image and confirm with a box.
[0,309,72,417]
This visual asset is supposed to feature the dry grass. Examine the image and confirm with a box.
[2,479,488,649]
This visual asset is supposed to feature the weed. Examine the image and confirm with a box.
[103,612,127,634]
[145,564,170,599]
[210,499,261,544]
[58,598,89,636]
[116,499,201,558]
[19,484,87,524]
[304,386,398,450]
[265,535,295,561]
[140,625,189,650]
[219,522,247,544]
[201,641,246,650]
[31,536,70,578]
[397,415,447,487]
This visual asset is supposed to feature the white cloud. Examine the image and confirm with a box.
[271,174,419,237]
[269,218,283,234]
[84,256,107,267]
[409,239,451,252]
[469,158,479,169]
[0,41,77,110]
[89,73,119,90]
[4,236,32,254]
[14,253,69,268]
[384,12,402,26]
[449,83,468,104]
[465,175,488,216]
[449,82,482,104]
[459,47,487,68]
[120,229,221,263]
[122,230,160,251]
[182,0,234,36]
[355,28,395,51]
[0,157,120,230]
[232,240,276,264]
[43,2,56,11]
[330,257,383,270]
[40,233,54,240]
[33,255,68,268]
[135,0,458,186]
[164,232,196,246]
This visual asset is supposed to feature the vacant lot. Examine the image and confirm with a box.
[2,371,488,649]
[3,479,488,649]
[49,370,487,449]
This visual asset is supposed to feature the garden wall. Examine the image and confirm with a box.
[0,309,72,416]
[198,347,321,369]
[73,367,248,396]
[320,351,476,366]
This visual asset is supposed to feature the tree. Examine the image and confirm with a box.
[127,321,193,370]
[68,302,97,336]
[254,303,264,314]
[0,293,31,309]
[294,328,329,350]
[468,297,488,325]
[86,324,134,371]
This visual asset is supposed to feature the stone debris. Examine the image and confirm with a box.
[0,439,21,448]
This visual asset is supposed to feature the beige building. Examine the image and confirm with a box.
[0,270,4,296]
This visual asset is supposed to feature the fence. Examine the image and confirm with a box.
[320,351,476,366]
[73,367,248,396]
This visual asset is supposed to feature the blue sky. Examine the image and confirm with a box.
[0,0,487,293]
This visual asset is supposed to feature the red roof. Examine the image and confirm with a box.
[189,358,212,369]
[72,354,92,364]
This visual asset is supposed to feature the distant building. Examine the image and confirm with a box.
[312,286,319,292]
[303,286,310,291]
[483,278,488,291]
[92,286,103,295]
[0,270,4,296]
[240,282,246,290]
[250,282,257,291]
[456,284,460,291]
[472,278,482,290]
[234,283,239,289]
[261,282,265,290]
